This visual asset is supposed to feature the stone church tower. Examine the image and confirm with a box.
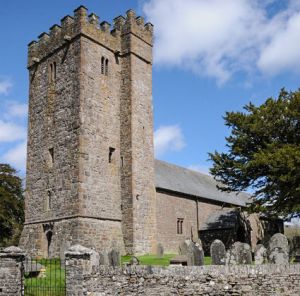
[20,6,157,257]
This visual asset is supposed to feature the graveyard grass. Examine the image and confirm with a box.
[121,254,212,266]
[24,258,65,296]
[23,255,213,296]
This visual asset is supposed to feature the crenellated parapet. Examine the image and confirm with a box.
[28,6,153,68]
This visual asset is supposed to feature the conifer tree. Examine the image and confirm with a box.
[209,89,300,215]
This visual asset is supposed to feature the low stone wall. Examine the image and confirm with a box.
[1,245,300,295]
[0,247,25,296]
[65,245,300,296]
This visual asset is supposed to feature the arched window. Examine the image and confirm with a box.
[52,62,56,81]
[49,63,53,81]
[49,62,57,83]
[105,59,109,76]
[177,218,184,234]
[101,57,105,74]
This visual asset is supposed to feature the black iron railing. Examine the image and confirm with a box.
[23,258,66,296]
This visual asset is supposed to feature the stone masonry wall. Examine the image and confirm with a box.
[0,247,25,296]
[119,10,156,254]
[65,246,300,296]
[156,190,233,253]
[21,6,155,257]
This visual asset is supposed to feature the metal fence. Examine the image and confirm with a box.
[22,258,66,296]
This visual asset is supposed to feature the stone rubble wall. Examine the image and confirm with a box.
[1,245,300,295]
[0,247,25,296]
[65,246,300,296]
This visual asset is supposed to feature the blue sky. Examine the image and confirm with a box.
[1,0,300,178]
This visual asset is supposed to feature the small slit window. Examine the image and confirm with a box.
[101,57,105,74]
[49,148,54,164]
[109,147,115,163]
[49,62,57,82]
[105,59,109,75]
[45,190,52,211]
[177,218,184,234]
[101,57,109,76]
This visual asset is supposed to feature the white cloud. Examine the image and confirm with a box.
[143,0,300,84]
[154,125,185,156]
[187,164,211,175]
[6,101,28,118]
[0,78,13,95]
[258,12,300,75]
[0,141,27,173]
[0,120,27,142]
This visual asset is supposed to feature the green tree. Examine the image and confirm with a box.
[0,164,24,247]
[209,89,300,215]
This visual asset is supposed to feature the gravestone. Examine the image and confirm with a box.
[254,244,267,265]
[226,242,252,265]
[210,239,226,265]
[180,239,204,266]
[108,249,120,267]
[99,251,109,265]
[193,241,205,266]
[268,233,289,264]
[157,243,164,258]
[179,239,193,255]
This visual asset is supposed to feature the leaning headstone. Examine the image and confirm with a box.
[226,242,252,265]
[108,249,120,267]
[183,240,204,266]
[193,241,204,266]
[254,244,267,265]
[210,239,226,265]
[157,243,164,258]
[268,233,289,264]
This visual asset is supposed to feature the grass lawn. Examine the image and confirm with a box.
[122,254,212,266]
[24,258,65,296]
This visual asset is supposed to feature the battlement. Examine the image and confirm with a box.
[28,6,153,68]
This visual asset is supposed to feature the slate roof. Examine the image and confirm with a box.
[200,209,239,231]
[154,160,252,207]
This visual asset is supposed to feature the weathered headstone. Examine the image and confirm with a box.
[108,249,120,267]
[268,233,289,264]
[193,241,204,266]
[226,242,252,265]
[210,239,226,265]
[179,239,193,255]
[156,243,164,258]
[180,239,204,266]
[99,251,109,265]
[254,244,267,265]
